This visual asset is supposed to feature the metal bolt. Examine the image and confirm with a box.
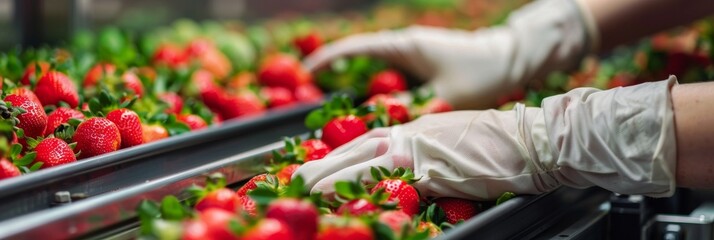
[54,191,72,203]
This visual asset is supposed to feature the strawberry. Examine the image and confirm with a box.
[220,91,266,120]
[258,53,310,90]
[10,87,43,108]
[370,167,420,216]
[337,199,380,216]
[262,87,295,108]
[84,62,116,87]
[293,32,323,57]
[227,72,257,91]
[321,115,367,149]
[182,220,209,240]
[0,159,21,180]
[158,92,184,115]
[363,94,410,126]
[4,94,47,139]
[242,218,294,240]
[73,117,121,158]
[411,90,453,117]
[378,210,413,237]
[20,61,50,85]
[44,107,84,136]
[186,39,232,80]
[240,195,258,216]
[33,137,77,169]
[237,174,268,197]
[34,71,80,108]
[317,216,373,240]
[177,114,208,131]
[294,83,323,103]
[107,108,143,148]
[608,72,635,89]
[265,198,319,240]
[195,188,242,213]
[121,71,144,97]
[368,70,407,97]
[153,44,189,69]
[194,208,241,240]
[142,124,169,143]
[275,164,300,185]
[301,139,332,162]
[434,197,479,224]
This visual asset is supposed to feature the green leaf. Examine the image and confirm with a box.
[370,167,382,182]
[136,200,161,234]
[10,143,21,157]
[496,192,516,205]
[334,181,355,199]
[247,187,279,207]
[373,222,397,240]
[160,196,187,220]
[29,162,43,172]
[15,152,36,166]
[284,175,306,198]
[305,109,327,130]
[88,99,102,115]
[378,166,391,178]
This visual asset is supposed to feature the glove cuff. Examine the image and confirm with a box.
[533,77,678,197]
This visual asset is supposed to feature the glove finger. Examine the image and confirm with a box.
[293,136,390,189]
[303,30,409,72]
[324,128,390,158]
[311,155,394,196]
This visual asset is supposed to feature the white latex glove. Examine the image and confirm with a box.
[304,0,598,110]
[294,77,678,200]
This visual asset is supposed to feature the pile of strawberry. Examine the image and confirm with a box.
[137,85,514,239]
[0,26,331,180]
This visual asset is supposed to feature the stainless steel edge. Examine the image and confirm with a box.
[0,140,285,240]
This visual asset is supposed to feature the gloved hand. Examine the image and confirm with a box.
[304,0,598,110]
[294,77,678,200]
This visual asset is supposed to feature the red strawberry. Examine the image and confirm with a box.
[4,94,47,139]
[378,210,413,236]
[321,115,368,149]
[227,72,257,91]
[186,39,232,80]
[242,218,294,240]
[364,94,410,125]
[293,32,323,57]
[221,91,266,120]
[158,92,184,115]
[121,71,144,97]
[84,62,116,87]
[33,137,77,169]
[317,216,373,240]
[142,124,169,143]
[300,139,332,162]
[237,174,268,196]
[10,88,43,108]
[276,164,300,185]
[262,87,295,108]
[258,53,311,90]
[194,208,241,240]
[294,84,323,103]
[371,168,420,216]
[107,109,143,148]
[240,195,258,216]
[608,72,635,89]
[265,198,319,240]
[336,199,380,216]
[34,71,80,108]
[434,197,479,224]
[368,70,407,97]
[182,220,209,240]
[73,117,121,158]
[44,107,84,136]
[21,61,50,85]
[0,159,21,180]
[195,188,242,213]
[177,114,208,131]
[153,44,189,69]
